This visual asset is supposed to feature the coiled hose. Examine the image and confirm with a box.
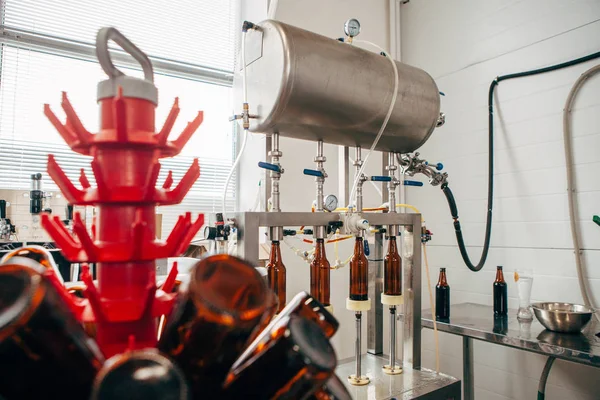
[441,50,600,272]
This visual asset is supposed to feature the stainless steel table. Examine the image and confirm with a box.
[422,303,600,400]
[336,355,461,399]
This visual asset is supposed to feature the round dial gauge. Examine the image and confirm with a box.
[324,194,339,212]
[344,19,361,38]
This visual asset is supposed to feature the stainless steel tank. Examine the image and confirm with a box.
[243,20,441,153]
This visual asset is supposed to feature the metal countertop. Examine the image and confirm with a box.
[422,302,600,367]
[336,355,460,399]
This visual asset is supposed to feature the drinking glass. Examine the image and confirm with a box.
[514,269,534,321]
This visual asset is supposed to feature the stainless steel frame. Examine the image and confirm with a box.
[231,210,422,369]
[367,230,384,355]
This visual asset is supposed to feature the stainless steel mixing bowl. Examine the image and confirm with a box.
[532,302,593,333]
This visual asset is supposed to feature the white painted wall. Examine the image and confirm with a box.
[237,0,392,360]
[400,0,600,399]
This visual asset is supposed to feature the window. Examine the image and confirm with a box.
[0,0,238,235]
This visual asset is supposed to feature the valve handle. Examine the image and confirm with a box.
[96,27,154,82]
[403,180,424,187]
[364,240,370,256]
[425,161,444,171]
[303,169,324,178]
[370,176,392,182]
[258,161,281,173]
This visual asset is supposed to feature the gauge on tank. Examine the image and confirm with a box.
[324,194,339,212]
[344,18,361,38]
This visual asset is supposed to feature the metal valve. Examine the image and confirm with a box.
[303,168,325,178]
[258,161,282,173]
[370,176,392,182]
[398,152,448,187]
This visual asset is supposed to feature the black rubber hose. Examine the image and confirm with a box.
[442,50,600,272]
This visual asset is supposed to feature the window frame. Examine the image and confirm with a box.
[0,1,240,233]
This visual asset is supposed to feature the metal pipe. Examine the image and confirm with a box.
[268,133,283,241]
[315,140,325,213]
[355,312,362,378]
[313,140,327,239]
[354,147,363,213]
[270,133,281,212]
[388,153,397,213]
[390,306,396,368]
[339,146,350,208]
[463,337,474,400]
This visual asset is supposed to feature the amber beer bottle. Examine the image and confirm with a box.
[0,257,104,400]
[493,266,508,316]
[310,238,331,306]
[349,237,369,301]
[223,314,337,399]
[266,240,287,313]
[435,268,450,320]
[158,254,274,397]
[91,349,189,400]
[384,236,402,296]
[1,245,64,283]
[236,291,339,369]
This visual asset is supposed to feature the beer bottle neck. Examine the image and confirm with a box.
[495,267,505,283]
[387,236,398,255]
[354,237,364,255]
[269,241,282,264]
[438,269,448,286]
[314,239,325,259]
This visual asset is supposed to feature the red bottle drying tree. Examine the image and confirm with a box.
[40,27,205,356]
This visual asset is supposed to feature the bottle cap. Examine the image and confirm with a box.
[440,267,446,272]
[497,265,503,270]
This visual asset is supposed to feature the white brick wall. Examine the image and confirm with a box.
[400,0,600,398]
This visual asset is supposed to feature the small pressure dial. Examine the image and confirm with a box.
[324,194,339,212]
[344,18,361,38]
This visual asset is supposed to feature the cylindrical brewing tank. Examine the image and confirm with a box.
[243,20,441,153]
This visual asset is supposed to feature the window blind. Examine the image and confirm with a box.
[0,0,238,237]
[3,0,236,73]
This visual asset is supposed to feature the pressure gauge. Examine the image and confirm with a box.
[344,18,361,38]
[324,194,339,212]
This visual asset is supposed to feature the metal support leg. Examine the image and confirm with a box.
[390,306,396,365]
[383,305,402,375]
[356,312,361,378]
[348,311,369,386]
[463,336,474,400]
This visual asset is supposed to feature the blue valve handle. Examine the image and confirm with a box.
[403,180,424,187]
[258,161,281,173]
[303,168,324,178]
[364,240,370,256]
[425,161,444,171]
[370,176,392,182]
